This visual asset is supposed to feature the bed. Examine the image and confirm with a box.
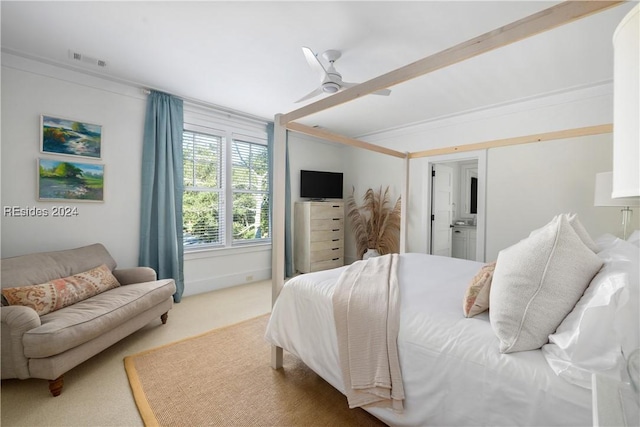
[265,226,640,426]
[267,2,638,426]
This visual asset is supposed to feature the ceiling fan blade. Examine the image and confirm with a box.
[341,81,391,96]
[373,88,391,96]
[302,47,327,81]
[295,86,324,103]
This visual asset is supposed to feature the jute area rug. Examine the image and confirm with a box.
[124,314,386,426]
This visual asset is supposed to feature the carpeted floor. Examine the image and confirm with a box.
[124,314,386,426]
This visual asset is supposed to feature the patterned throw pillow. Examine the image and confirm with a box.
[1,264,120,316]
[463,261,496,318]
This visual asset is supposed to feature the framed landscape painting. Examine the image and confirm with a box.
[38,158,104,202]
[41,115,102,159]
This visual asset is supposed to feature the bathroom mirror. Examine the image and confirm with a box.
[462,165,478,217]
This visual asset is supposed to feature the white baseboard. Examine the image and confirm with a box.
[183,268,271,297]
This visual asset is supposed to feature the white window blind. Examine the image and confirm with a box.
[231,139,270,242]
[182,130,225,247]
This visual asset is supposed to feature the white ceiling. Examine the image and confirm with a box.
[1,1,636,138]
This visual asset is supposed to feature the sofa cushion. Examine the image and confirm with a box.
[2,264,120,316]
[23,279,175,358]
[1,244,117,288]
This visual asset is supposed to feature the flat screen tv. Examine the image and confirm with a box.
[300,170,343,199]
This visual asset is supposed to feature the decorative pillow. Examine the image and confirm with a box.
[542,237,639,389]
[463,261,496,317]
[530,213,598,252]
[1,264,120,316]
[565,213,598,252]
[489,215,604,353]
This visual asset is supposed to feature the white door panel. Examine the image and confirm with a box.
[431,164,453,257]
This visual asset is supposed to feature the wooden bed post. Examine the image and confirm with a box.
[400,153,409,253]
[271,114,286,369]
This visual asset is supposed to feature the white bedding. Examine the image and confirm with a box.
[265,253,591,426]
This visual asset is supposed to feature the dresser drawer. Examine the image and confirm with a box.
[310,218,344,231]
[294,201,345,274]
[309,247,344,263]
[309,240,343,251]
[309,257,344,272]
[310,229,343,242]
[310,203,344,220]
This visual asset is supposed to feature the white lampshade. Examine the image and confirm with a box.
[594,172,640,207]
[612,4,640,198]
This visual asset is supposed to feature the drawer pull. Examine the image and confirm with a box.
[332,247,339,251]
[332,205,340,208]
[332,229,339,232]
[332,257,340,261]
[332,239,340,242]
[333,218,340,221]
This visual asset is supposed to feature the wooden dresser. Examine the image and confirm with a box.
[294,201,344,273]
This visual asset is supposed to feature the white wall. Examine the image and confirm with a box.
[287,132,347,268]
[287,132,347,206]
[286,133,408,266]
[485,134,635,260]
[342,147,405,264]
[0,53,278,297]
[1,58,146,266]
[5,53,630,287]
[358,82,630,260]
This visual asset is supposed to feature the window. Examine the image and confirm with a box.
[232,140,270,242]
[182,119,269,250]
[183,131,223,246]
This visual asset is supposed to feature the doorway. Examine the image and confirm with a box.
[426,151,486,262]
[431,163,454,257]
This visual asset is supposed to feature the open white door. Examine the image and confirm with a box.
[431,164,453,256]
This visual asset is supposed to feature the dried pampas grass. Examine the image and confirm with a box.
[347,186,401,260]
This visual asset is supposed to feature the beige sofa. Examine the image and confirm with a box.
[1,243,176,396]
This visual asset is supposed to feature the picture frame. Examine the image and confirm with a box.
[40,114,102,159]
[38,158,104,202]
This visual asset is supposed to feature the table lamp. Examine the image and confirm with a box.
[594,171,640,239]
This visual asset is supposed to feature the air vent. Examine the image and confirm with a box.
[68,50,107,68]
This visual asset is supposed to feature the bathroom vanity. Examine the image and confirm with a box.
[452,224,476,261]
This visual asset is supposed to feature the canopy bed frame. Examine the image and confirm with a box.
[270,0,624,370]
[265,1,638,425]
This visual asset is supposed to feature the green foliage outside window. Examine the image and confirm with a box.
[182,130,270,247]
[232,140,269,241]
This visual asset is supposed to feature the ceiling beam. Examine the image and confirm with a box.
[286,122,407,159]
[409,124,613,158]
[280,1,624,125]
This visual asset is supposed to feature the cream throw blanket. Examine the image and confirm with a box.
[332,253,404,411]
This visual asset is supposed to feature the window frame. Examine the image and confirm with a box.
[230,133,270,246]
[182,110,270,253]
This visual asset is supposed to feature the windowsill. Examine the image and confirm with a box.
[184,242,271,261]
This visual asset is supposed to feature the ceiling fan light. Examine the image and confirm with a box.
[323,82,340,93]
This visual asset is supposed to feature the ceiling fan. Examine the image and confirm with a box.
[295,46,391,103]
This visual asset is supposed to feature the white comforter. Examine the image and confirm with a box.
[265,253,591,426]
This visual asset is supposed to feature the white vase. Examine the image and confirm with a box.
[363,249,380,260]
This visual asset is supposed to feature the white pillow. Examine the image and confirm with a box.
[490,215,604,353]
[627,230,640,248]
[542,237,640,388]
[565,213,599,252]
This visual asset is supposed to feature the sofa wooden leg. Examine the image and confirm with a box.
[160,312,168,324]
[49,376,64,397]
